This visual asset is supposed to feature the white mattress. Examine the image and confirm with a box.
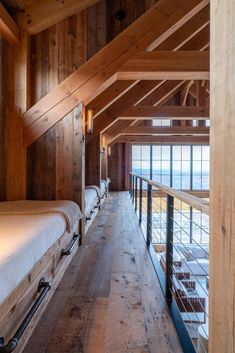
[0,213,66,304]
[100,180,107,196]
[85,189,98,218]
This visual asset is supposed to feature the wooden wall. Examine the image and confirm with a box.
[0,37,7,201]
[0,33,28,201]
[85,0,154,186]
[0,0,157,201]
[27,12,87,208]
[210,1,235,352]
[108,143,131,191]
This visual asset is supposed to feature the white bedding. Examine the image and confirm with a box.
[85,189,99,218]
[0,213,67,304]
[100,180,107,196]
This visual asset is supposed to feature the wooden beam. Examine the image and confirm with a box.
[6,31,31,200]
[117,51,209,81]
[87,81,136,118]
[121,126,209,135]
[210,1,235,352]
[109,135,209,146]
[119,105,209,119]
[23,0,209,146]
[15,0,99,35]
[86,5,209,116]
[0,4,19,44]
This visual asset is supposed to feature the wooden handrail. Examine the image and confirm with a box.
[130,172,209,215]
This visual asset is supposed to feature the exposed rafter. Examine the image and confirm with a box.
[109,135,209,146]
[23,0,209,146]
[0,3,19,44]
[15,0,100,35]
[90,18,209,140]
[86,5,209,115]
[119,105,209,119]
[117,51,209,81]
[120,126,209,135]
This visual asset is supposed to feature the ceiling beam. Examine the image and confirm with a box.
[120,126,209,135]
[0,4,19,44]
[119,105,209,119]
[117,51,209,81]
[23,0,209,146]
[15,0,100,35]
[86,5,209,116]
[109,135,209,146]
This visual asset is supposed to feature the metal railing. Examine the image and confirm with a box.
[129,172,209,353]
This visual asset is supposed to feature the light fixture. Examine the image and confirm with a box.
[87,109,93,134]
[108,146,111,156]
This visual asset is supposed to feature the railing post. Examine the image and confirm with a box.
[165,194,174,303]
[135,176,138,212]
[139,179,143,224]
[146,183,152,247]
[129,174,132,196]
[132,175,135,203]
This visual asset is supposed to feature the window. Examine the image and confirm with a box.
[132,145,150,179]
[172,146,191,189]
[152,146,171,184]
[192,146,210,190]
[152,119,171,126]
[132,144,210,190]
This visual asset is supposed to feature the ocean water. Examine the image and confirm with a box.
[132,169,209,190]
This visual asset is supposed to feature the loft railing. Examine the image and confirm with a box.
[129,172,209,353]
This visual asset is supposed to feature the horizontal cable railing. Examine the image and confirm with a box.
[129,172,209,353]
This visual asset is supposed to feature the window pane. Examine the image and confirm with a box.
[162,146,170,160]
[142,146,150,160]
[152,146,161,160]
[202,146,210,161]
[193,146,202,160]
[182,146,190,160]
[173,146,181,160]
[132,145,141,160]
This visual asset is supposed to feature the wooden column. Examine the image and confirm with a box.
[7,31,30,200]
[196,81,207,127]
[85,134,101,186]
[0,37,7,201]
[108,143,130,191]
[210,2,235,353]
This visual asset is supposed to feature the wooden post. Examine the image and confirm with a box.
[6,31,30,200]
[0,37,7,201]
[210,2,235,353]
[85,134,101,186]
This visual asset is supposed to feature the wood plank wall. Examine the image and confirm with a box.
[85,0,154,187]
[0,37,7,201]
[27,12,87,209]
[0,0,157,201]
[108,143,131,191]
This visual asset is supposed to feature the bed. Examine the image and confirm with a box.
[0,200,82,353]
[85,186,100,220]
[100,178,111,198]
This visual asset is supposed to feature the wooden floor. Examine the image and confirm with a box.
[23,192,183,353]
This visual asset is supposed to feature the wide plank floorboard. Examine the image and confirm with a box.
[23,192,183,353]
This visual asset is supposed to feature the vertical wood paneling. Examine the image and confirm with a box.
[6,30,31,200]
[86,134,101,186]
[0,37,7,201]
[27,12,87,210]
[108,143,130,191]
[27,0,151,201]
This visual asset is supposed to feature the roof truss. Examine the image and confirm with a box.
[22,0,209,146]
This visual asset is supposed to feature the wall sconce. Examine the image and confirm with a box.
[87,109,93,134]
[108,146,111,156]
[100,136,106,154]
